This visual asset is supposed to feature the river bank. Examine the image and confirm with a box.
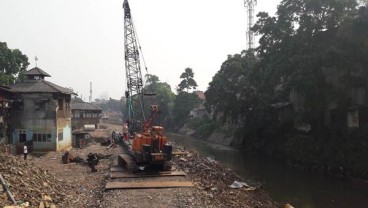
[179,122,368,182]
[169,132,368,208]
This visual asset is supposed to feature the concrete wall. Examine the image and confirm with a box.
[56,118,72,151]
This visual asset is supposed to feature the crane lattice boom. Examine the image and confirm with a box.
[123,0,145,128]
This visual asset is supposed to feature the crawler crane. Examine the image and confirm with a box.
[121,0,172,171]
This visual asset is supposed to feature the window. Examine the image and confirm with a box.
[13,100,24,110]
[35,100,46,110]
[47,134,52,142]
[33,131,52,142]
[58,99,63,110]
[19,130,26,143]
[58,130,63,141]
[72,110,80,118]
[65,99,70,110]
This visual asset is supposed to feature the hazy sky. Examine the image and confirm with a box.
[0,0,280,101]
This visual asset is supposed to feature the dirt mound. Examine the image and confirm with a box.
[0,154,72,207]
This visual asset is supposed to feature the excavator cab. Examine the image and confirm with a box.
[127,105,173,171]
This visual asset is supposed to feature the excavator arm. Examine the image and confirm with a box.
[142,105,161,132]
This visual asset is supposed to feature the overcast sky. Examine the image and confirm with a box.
[0,0,280,101]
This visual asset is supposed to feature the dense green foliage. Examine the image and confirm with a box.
[173,91,201,128]
[205,0,368,137]
[205,51,259,123]
[187,115,217,138]
[95,98,125,113]
[203,0,368,178]
[0,42,29,85]
[252,0,368,137]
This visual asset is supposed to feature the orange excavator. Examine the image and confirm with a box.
[130,105,172,170]
[121,105,173,171]
[120,0,172,171]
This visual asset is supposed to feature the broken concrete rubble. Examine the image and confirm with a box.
[0,154,64,207]
[174,149,276,207]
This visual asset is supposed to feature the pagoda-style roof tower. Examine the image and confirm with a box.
[24,67,51,80]
[11,67,75,95]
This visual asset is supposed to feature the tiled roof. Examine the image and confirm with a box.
[0,85,13,93]
[24,67,51,77]
[71,102,102,111]
[194,91,206,100]
[10,80,76,95]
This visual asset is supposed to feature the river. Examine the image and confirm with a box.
[168,133,368,208]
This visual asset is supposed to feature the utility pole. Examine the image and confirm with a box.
[89,82,92,103]
[244,0,257,50]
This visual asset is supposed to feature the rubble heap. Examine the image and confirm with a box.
[174,150,277,208]
[0,154,72,207]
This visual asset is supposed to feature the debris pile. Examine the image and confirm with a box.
[0,154,71,207]
[174,150,276,208]
[61,151,84,164]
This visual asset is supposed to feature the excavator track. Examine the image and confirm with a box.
[117,153,136,172]
[106,154,193,190]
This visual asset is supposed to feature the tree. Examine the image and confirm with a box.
[173,91,201,128]
[0,42,29,85]
[205,50,259,124]
[143,74,175,128]
[145,74,160,85]
[178,68,198,93]
[252,0,359,135]
[360,0,368,6]
[72,96,84,103]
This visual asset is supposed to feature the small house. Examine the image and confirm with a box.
[71,102,102,130]
[9,67,76,152]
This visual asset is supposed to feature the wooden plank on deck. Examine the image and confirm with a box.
[110,171,186,179]
[110,166,125,172]
[105,181,194,190]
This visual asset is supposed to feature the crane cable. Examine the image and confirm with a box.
[130,6,155,94]
[132,18,148,73]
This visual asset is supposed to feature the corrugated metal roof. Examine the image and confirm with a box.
[10,80,76,95]
[24,67,51,77]
[71,102,102,111]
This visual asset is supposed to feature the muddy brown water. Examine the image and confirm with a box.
[168,133,368,208]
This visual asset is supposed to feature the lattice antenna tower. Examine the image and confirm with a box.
[244,0,257,50]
